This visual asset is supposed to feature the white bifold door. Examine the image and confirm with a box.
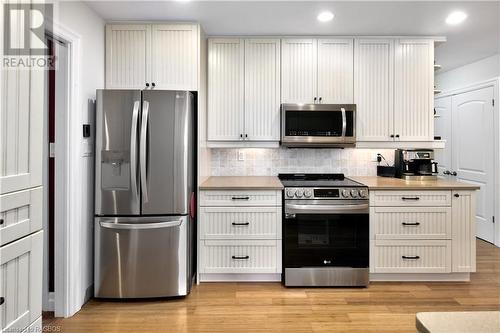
[434,86,495,243]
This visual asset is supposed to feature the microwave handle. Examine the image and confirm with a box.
[341,107,346,137]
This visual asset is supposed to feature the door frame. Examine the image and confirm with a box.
[44,21,84,317]
[437,78,500,246]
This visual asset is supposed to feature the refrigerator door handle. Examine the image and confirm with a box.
[140,100,150,203]
[130,101,140,203]
[99,219,182,230]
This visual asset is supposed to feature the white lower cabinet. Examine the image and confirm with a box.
[0,231,43,333]
[199,190,282,281]
[370,189,476,280]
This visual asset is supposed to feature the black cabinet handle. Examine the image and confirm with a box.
[231,196,250,200]
[402,255,420,260]
[0,219,4,225]
[390,134,395,138]
[402,222,420,226]
[232,255,250,260]
[245,134,248,139]
[319,97,322,103]
[0,297,4,305]
[151,82,156,88]
[232,222,250,226]
[313,97,317,103]
[443,170,451,175]
[145,82,150,88]
[401,197,420,201]
[395,134,400,138]
[454,193,460,198]
[451,171,457,176]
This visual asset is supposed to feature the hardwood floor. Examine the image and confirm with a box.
[44,239,500,332]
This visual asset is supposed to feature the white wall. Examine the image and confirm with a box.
[54,0,105,314]
[436,53,500,92]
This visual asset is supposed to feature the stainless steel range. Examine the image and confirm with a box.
[279,174,369,287]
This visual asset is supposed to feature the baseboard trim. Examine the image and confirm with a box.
[370,272,470,282]
[199,273,281,282]
[23,316,42,333]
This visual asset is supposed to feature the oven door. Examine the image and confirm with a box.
[284,200,369,268]
[281,103,356,147]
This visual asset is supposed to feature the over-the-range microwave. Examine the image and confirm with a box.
[281,103,356,147]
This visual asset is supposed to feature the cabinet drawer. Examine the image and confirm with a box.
[371,207,451,240]
[200,240,280,273]
[200,207,281,239]
[371,240,451,273]
[1,231,43,333]
[1,187,43,246]
[200,190,281,207]
[370,190,451,207]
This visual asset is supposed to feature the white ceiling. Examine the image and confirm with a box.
[84,0,500,72]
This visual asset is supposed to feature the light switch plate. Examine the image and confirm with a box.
[238,149,245,161]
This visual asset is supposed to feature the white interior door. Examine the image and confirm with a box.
[452,86,495,243]
[434,96,452,178]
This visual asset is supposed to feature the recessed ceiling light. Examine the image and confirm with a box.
[317,11,334,23]
[446,11,467,25]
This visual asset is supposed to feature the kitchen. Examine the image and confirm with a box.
[1,1,499,332]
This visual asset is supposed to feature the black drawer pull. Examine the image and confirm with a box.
[0,297,4,305]
[454,193,460,198]
[231,196,250,200]
[232,222,250,226]
[401,197,420,201]
[402,255,420,260]
[232,255,250,260]
[402,222,420,226]
[0,219,4,225]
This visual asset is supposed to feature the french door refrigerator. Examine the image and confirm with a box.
[94,89,195,298]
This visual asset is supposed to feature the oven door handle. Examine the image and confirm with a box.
[285,203,369,215]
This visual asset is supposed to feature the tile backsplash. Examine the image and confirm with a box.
[210,148,395,176]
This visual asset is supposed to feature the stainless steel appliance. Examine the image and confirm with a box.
[279,174,369,287]
[281,104,356,147]
[94,89,195,298]
[394,149,439,181]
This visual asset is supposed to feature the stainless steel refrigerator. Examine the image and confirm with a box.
[94,89,195,298]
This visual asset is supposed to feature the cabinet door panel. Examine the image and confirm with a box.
[0,231,43,333]
[281,39,317,104]
[105,24,150,89]
[394,39,434,141]
[451,191,476,272]
[317,39,354,104]
[354,39,394,141]
[208,39,244,141]
[1,22,43,194]
[244,39,281,141]
[150,24,198,90]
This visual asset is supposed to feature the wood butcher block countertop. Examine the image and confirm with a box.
[351,176,480,190]
[200,176,283,190]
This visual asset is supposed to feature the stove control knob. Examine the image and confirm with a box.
[286,189,296,198]
[295,189,304,198]
[304,189,313,198]
[342,189,350,198]
[350,189,359,198]
[359,189,368,198]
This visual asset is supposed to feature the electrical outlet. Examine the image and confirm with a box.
[373,153,380,163]
[238,149,245,161]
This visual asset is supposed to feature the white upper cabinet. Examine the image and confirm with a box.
[105,23,199,90]
[354,39,394,141]
[207,38,281,143]
[317,39,354,104]
[394,39,434,141]
[150,24,198,91]
[244,39,281,141]
[281,39,317,104]
[105,24,150,89]
[207,39,244,141]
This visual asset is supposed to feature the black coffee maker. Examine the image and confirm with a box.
[394,149,438,180]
